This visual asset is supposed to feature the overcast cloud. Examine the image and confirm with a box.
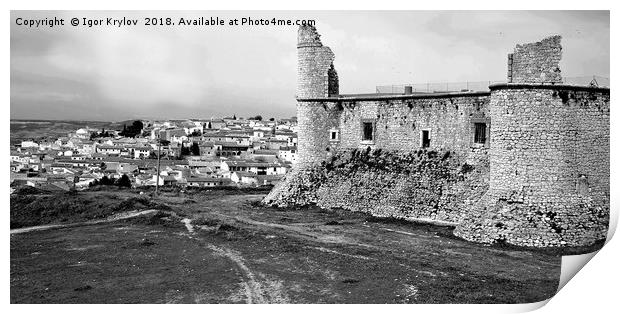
[10,10,609,121]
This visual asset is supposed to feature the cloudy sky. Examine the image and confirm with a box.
[10,10,609,121]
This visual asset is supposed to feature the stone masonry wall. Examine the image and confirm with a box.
[454,85,610,247]
[296,101,342,166]
[294,94,490,167]
[508,35,562,83]
[335,94,490,155]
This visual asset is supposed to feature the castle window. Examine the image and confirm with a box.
[329,128,340,141]
[474,123,487,144]
[362,122,374,142]
[421,130,431,148]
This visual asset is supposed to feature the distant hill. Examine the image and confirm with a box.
[10,119,126,146]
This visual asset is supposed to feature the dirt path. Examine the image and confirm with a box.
[181,217,288,304]
[205,243,267,303]
[10,191,563,303]
[228,213,382,249]
[10,209,160,235]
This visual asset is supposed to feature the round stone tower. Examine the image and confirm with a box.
[296,25,341,166]
[455,36,610,247]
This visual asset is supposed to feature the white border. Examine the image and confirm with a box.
[4,1,617,313]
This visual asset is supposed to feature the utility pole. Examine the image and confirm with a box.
[155,132,162,196]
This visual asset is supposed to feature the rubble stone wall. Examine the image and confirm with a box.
[264,148,489,225]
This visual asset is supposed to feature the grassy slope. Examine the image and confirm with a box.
[10,189,171,229]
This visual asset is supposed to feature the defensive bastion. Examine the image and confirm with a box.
[264,25,610,248]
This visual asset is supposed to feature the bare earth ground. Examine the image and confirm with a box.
[10,189,562,304]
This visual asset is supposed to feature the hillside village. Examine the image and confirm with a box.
[10,116,298,192]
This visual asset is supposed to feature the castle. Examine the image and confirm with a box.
[264,25,610,248]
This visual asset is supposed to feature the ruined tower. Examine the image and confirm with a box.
[297,25,339,98]
[507,35,562,83]
[296,25,341,165]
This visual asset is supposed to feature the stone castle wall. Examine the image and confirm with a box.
[489,86,609,205]
[296,94,491,167]
[336,95,490,154]
[270,93,494,222]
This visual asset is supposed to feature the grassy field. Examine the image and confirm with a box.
[10,187,566,304]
